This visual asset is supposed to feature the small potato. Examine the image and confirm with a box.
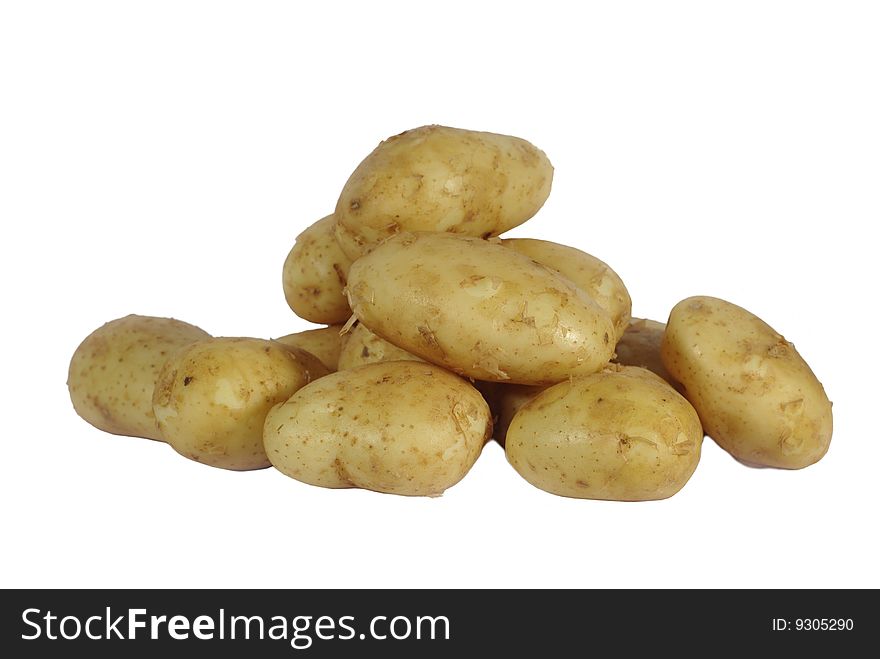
[68,315,210,441]
[264,361,491,496]
[478,382,546,447]
[613,317,679,389]
[503,238,631,341]
[506,365,703,501]
[153,338,329,470]
[337,322,423,370]
[275,325,343,372]
[282,215,353,324]
[346,232,615,385]
[334,125,553,259]
[661,296,833,469]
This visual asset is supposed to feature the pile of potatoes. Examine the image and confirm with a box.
[68,125,834,500]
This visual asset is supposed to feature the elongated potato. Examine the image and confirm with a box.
[275,325,343,372]
[613,318,679,389]
[506,365,703,500]
[153,338,329,470]
[503,238,631,341]
[68,315,210,441]
[337,321,423,370]
[334,125,553,259]
[282,215,353,324]
[264,361,491,496]
[661,296,833,469]
[346,232,616,385]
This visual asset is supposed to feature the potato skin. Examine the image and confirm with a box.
[264,361,491,496]
[506,365,703,500]
[275,325,343,372]
[613,318,679,389]
[337,322,423,370]
[503,238,631,341]
[478,382,546,447]
[152,338,329,471]
[282,215,353,324]
[68,315,210,441]
[661,296,833,469]
[346,232,616,385]
[334,125,553,259]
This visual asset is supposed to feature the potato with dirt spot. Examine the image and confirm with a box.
[661,296,833,469]
[613,317,679,389]
[337,322,423,370]
[275,325,343,372]
[68,315,210,441]
[264,361,491,496]
[506,365,703,500]
[503,238,631,341]
[346,232,615,385]
[282,215,353,324]
[152,338,329,470]
[334,125,553,260]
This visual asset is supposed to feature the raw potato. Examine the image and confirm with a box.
[503,238,631,341]
[478,382,546,447]
[506,365,703,500]
[613,318,679,389]
[334,125,553,260]
[337,321,423,370]
[68,315,210,441]
[282,215,353,324]
[276,325,343,372]
[264,361,491,496]
[346,232,616,385]
[153,338,329,470]
[70,122,837,500]
[661,296,833,469]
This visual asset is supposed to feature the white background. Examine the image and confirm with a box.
[1,1,877,589]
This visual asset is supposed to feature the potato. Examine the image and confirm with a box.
[337,321,423,370]
[68,315,210,441]
[275,325,343,372]
[613,317,679,389]
[346,232,616,385]
[264,361,491,496]
[282,215,353,324]
[506,365,703,500]
[479,382,546,447]
[152,338,329,470]
[503,238,631,341]
[334,125,553,259]
[661,296,833,469]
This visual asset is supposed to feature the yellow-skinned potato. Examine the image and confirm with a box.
[346,232,616,385]
[334,125,553,260]
[264,361,491,496]
[506,365,703,500]
[481,382,546,447]
[153,338,329,471]
[282,215,353,324]
[337,322,423,370]
[613,317,679,389]
[661,296,833,469]
[503,238,631,341]
[68,315,210,441]
[275,325,343,372]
